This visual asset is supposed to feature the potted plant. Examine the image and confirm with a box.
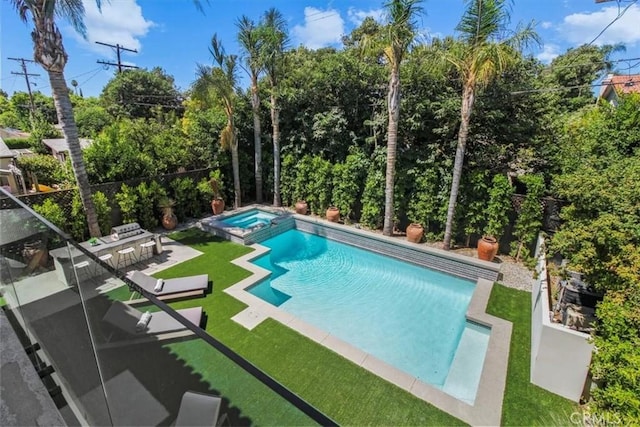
[406,223,424,243]
[295,200,308,215]
[208,170,225,215]
[326,206,340,222]
[158,197,177,230]
[478,174,513,261]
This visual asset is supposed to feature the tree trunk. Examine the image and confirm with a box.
[271,84,281,207]
[47,70,101,238]
[231,131,241,209]
[383,64,401,236]
[251,76,262,204]
[443,82,475,249]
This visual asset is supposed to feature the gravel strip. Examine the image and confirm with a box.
[496,259,534,292]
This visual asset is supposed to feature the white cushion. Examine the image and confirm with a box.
[135,311,152,332]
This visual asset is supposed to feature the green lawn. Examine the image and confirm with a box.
[122,228,578,425]
[486,285,579,426]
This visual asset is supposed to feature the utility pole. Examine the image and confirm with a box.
[95,41,139,73]
[8,57,40,120]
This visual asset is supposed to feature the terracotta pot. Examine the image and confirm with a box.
[406,223,424,243]
[477,236,499,261]
[212,198,225,215]
[295,200,308,215]
[161,213,177,230]
[326,206,340,222]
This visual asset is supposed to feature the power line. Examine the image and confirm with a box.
[510,77,639,95]
[30,66,103,92]
[8,57,40,118]
[95,41,139,73]
[587,0,638,47]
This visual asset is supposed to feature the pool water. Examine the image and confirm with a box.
[247,229,490,403]
[220,209,277,229]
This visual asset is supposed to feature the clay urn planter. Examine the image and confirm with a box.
[477,235,499,261]
[206,173,225,215]
[406,223,424,243]
[326,206,340,222]
[295,200,308,215]
[159,198,178,230]
[212,198,225,215]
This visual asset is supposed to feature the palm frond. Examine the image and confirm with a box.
[55,0,88,37]
[209,34,226,68]
[456,0,511,45]
[10,0,31,22]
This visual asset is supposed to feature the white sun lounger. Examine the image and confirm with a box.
[127,270,209,300]
[101,301,202,347]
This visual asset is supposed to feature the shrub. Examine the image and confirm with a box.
[116,184,139,224]
[135,181,166,230]
[16,154,70,188]
[406,162,447,241]
[511,174,545,262]
[93,191,112,236]
[279,154,296,207]
[332,147,368,222]
[484,174,514,238]
[170,177,199,220]
[359,148,386,229]
[307,156,333,215]
[32,199,66,231]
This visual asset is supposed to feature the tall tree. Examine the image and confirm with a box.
[237,15,264,203]
[260,8,288,207]
[193,35,242,209]
[442,0,539,249]
[11,0,101,236]
[101,67,183,119]
[380,0,423,236]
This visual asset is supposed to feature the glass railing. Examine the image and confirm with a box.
[0,188,335,426]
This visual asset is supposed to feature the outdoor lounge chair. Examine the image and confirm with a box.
[101,300,202,347]
[174,391,228,427]
[127,270,209,300]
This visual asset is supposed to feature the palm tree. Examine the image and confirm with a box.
[442,0,539,249]
[11,0,100,236]
[237,15,264,203]
[260,8,288,207]
[380,0,423,236]
[193,35,241,209]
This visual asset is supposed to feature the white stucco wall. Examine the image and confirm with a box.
[530,235,594,402]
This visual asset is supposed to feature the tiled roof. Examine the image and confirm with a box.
[0,137,15,158]
[600,74,640,98]
[42,138,93,153]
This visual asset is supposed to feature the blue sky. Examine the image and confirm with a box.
[2,0,640,98]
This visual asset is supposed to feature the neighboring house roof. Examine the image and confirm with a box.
[0,127,30,140]
[0,137,15,159]
[42,138,92,153]
[600,74,640,100]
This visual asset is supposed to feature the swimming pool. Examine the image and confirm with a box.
[246,229,490,403]
[220,209,277,229]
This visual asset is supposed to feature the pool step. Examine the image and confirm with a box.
[442,322,491,404]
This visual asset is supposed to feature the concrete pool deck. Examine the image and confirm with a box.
[224,229,513,426]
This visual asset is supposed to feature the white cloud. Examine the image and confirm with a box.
[540,21,553,30]
[561,4,640,47]
[347,7,384,25]
[537,43,561,63]
[292,7,345,50]
[68,0,154,58]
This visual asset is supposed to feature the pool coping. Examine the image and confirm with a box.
[225,240,512,426]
